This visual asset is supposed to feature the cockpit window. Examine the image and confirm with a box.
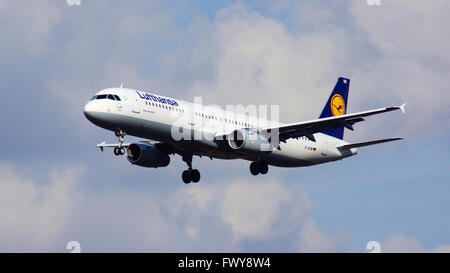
[92,94,121,101]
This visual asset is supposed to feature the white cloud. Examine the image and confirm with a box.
[188,4,350,123]
[381,233,425,253]
[2,160,449,253]
[168,178,348,252]
[0,161,343,252]
[349,0,450,137]
[432,245,450,253]
[297,220,347,252]
[0,163,83,251]
[219,179,304,241]
[350,0,450,63]
[382,234,450,253]
[0,1,61,57]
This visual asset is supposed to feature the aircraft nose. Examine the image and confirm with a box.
[83,101,99,123]
[83,101,92,117]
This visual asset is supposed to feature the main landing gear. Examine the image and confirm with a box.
[250,161,269,176]
[113,129,126,156]
[181,154,201,184]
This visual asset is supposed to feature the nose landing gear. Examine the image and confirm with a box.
[113,129,126,156]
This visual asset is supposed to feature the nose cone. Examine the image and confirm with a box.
[83,99,114,130]
[83,100,102,124]
[83,101,94,120]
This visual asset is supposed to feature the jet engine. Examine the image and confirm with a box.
[127,143,170,168]
[227,128,273,154]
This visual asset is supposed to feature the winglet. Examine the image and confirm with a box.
[120,83,123,89]
[399,103,406,114]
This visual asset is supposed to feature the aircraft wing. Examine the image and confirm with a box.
[262,103,406,142]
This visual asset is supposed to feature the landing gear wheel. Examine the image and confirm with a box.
[115,129,125,137]
[250,161,269,175]
[250,162,259,176]
[259,162,269,175]
[182,170,192,184]
[181,154,201,184]
[114,147,125,156]
[191,169,201,183]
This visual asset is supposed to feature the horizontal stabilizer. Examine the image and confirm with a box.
[337,137,403,150]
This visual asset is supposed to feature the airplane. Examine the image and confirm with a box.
[83,77,406,184]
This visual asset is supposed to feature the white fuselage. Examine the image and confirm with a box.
[83,88,357,167]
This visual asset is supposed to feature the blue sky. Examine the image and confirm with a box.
[0,0,449,252]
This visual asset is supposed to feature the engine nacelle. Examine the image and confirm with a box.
[127,143,170,168]
[227,128,272,154]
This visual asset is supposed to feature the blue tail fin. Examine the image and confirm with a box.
[319,77,350,140]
